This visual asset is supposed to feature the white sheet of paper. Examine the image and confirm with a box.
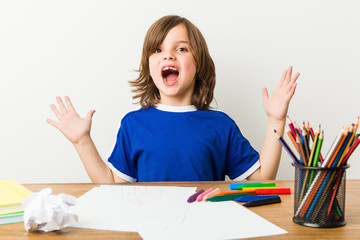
[138,201,287,240]
[72,185,196,232]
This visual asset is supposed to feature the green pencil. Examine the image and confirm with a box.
[312,131,324,167]
[308,125,320,167]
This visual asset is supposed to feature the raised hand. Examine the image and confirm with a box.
[47,96,95,144]
[262,66,300,122]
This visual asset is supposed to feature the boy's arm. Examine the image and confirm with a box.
[247,119,285,180]
[47,96,127,183]
[247,66,300,180]
[73,135,127,183]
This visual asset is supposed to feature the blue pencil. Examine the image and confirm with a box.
[331,131,352,167]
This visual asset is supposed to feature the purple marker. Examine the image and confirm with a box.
[187,189,204,203]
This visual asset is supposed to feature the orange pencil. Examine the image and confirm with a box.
[326,128,348,167]
[341,136,360,164]
[296,134,308,166]
[351,116,359,145]
[337,126,354,167]
[286,127,299,154]
[306,121,311,143]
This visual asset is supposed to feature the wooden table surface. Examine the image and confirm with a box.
[1,180,359,239]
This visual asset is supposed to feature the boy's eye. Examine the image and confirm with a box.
[155,49,161,53]
[177,48,187,52]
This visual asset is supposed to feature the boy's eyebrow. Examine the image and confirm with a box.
[175,40,189,44]
[157,40,190,48]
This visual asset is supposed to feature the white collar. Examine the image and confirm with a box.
[155,104,197,113]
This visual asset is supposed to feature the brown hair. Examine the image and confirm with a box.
[129,15,216,110]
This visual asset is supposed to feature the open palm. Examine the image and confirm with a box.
[47,96,95,144]
[262,66,300,121]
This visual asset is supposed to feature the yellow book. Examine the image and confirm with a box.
[0,180,32,215]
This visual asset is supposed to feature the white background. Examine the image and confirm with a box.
[1,0,359,183]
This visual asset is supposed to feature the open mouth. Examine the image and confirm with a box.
[162,67,179,85]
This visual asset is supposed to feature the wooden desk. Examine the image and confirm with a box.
[1,180,359,239]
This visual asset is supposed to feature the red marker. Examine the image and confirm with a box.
[255,188,291,195]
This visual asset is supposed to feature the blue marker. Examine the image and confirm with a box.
[235,195,279,202]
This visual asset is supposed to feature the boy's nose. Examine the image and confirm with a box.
[163,50,175,60]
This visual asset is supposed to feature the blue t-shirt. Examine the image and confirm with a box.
[107,105,259,182]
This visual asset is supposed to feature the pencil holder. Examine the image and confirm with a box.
[292,163,349,228]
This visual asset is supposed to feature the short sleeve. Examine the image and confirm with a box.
[226,124,260,180]
[107,120,138,182]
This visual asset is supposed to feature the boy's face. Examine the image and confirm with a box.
[149,24,197,106]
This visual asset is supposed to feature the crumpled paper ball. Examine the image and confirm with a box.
[22,187,78,232]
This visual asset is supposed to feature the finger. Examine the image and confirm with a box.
[262,87,269,104]
[291,72,300,84]
[65,96,76,113]
[56,96,68,114]
[284,66,293,84]
[289,82,298,96]
[278,70,287,88]
[50,104,62,120]
[285,72,300,93]
[46,118,59,129]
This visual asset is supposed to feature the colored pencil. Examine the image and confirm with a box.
[286,127,299,154]
[294,121,302,137]
[326,129,348,168]
[331,128,352,168]
[287,116,297,139]
[297,134,308,166]
[341,135,360,165]
[302,127,310,162]
[308,125,320,167]
[308,131,324,185]
[312,131,324,167]
[322,130,343,167]
[351,116,359,145]
[336,126,355,167]
[306,121,311,143]
[274,130,299,164]
[310,126,324,163]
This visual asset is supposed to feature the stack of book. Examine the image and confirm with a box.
[0,180,32,225]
